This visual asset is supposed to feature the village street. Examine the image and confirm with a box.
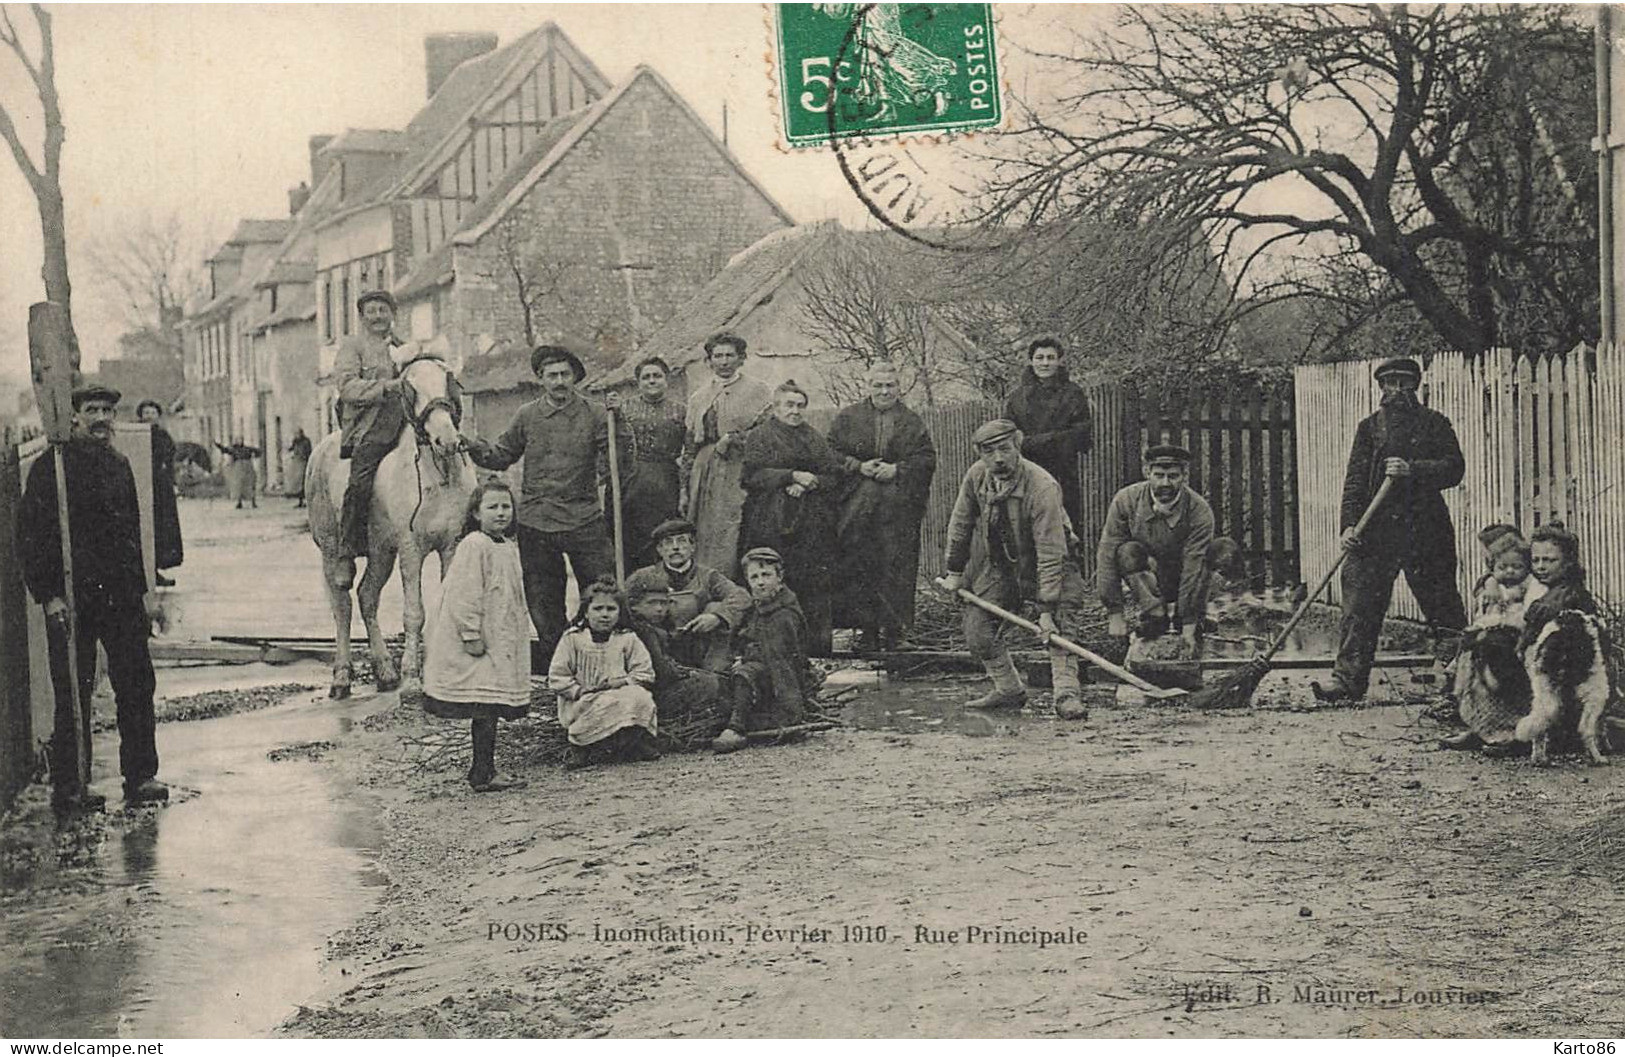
[0,488,1623,1039]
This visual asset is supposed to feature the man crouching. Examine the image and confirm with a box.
[935,419,1089,721]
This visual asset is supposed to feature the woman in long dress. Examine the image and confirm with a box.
[615,357,688,569]
[685,332,772,578]
[136,400,183,584]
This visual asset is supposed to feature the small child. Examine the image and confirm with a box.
[547,576,660,769]
[718,548,818,753]
[421,481,530,792]
[1518,521,1601,655]
[1469,524,1545,629]
[624,566,750,745]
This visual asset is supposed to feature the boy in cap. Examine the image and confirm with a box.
[721,547,820,751]
[332,289,406,556]
[1095,444,1233,645]
[935,419,1090,720]
[1313,357,1469,702]
[19,384,169,813]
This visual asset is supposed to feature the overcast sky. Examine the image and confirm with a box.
[0,3,1105,379]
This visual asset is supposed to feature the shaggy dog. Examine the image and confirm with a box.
[1516,611,1614,766]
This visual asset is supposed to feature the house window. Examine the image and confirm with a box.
[270,285,279,314]
[322,277,334,341]
[341,276,351,335]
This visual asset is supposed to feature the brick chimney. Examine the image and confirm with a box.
[425,32,498,99]
[309,134,335,188]
[288,181,311,217]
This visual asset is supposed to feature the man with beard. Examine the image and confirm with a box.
[135,399,183,586]
[828,362,936,651]
[463,345,618,661]
[935,419,1090,721]
[631,517,751,673]
[20,384,169,813]
[332,289,406,556]
[1312,358,1468,703]
[1003,337,1093,527]
[1095,445,1231,649]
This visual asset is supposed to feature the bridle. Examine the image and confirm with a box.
[397,355,466,490]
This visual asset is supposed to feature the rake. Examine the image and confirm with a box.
[1186,477,1394,710]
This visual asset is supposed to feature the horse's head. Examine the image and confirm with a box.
[398,353,463,462]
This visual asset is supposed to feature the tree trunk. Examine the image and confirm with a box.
[36,183,79,366]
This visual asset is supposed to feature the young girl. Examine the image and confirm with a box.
[717,548,817,753]
[548,577,660,768]
[422,481,530,792]
[1514,522,1612,764]
[1518,522,1600,653]
[1469,524,1545,629]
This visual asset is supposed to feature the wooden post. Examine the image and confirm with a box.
[606,404,627,589]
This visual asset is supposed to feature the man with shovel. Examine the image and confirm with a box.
[1312,357,1468,703]
[935,419,1091,720]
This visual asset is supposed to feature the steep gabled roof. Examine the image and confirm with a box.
[228,218,294,245]
[320,128,408,155]
[593,223,833,388]
[255,258,314,288]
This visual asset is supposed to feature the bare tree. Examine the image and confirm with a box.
[981,4,1597,357]
[477,214,633,366]
[0,3,77,354]
[85,210,214,339]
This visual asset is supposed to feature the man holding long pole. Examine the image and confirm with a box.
[934,419,1091,721]
[20,383,169,813]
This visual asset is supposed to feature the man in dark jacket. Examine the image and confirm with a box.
[333,289,406,555]
[1312,357,1469,702]
[1003,337,1093,527]
[20,384,169,813]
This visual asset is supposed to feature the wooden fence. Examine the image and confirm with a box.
[1295,344,1625,621]
[908,379,1299,586]
[1,429,34,809]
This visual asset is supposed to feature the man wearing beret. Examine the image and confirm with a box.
[19,384,169,813]
[1313,357,1468,702]
[463,345,620,661]
[936,419,1090,720]
[332,289,406,557]
[631,517,751,672]
[1095,444,1233,647]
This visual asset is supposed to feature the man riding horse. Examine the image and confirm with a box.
[335,289,407,558]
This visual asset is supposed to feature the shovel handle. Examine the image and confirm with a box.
[953,588,1186,699]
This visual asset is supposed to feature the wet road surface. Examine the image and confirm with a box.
[1,682,393,1038]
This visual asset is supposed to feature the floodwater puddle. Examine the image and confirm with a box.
[839,675,1036,738]
[0,688,391,1038]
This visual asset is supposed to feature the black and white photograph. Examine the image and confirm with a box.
[2,1,1623,1042]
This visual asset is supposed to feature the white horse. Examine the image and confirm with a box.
[305,348,475,698]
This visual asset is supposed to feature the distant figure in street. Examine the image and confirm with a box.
[287,428,313,508]
[1003,337,1093,530]
[1312,357,1469,703]
[685,332,772,578]
[216,437,262,509]
[19,383,169,814]
[1095,445,1237,646]
[828,362,937,651]
[421,481,530,793]
[613,356,689,568]
[739,379,844,657]
[463,345,619,663]
[936,419,1090,721]
[332,289,405,554]
[136,399,183,586]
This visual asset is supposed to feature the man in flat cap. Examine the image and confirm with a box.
[1313,357,1468,702]
[19,384,169,813]
[631,517,751,672]
[333,289,406,557]
[464,344,621,662]
[936,419,1090,720]
[1096,444,1234,648]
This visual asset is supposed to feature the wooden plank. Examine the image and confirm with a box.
[1206,387,1225,547]
[1228,386,1247,570]
[1268,387,1288,586]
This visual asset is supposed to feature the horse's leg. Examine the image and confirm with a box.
[359,548,399,691]
[322,552,357,699]
[398,538,428,693]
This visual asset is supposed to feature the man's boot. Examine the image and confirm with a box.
[966,652,1027,710]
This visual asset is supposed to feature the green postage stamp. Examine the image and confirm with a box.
[773,3,1001,147]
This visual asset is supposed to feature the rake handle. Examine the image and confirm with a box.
[953,588,1186,699]
[1260,476,1395,664]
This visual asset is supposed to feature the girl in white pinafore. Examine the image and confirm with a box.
[422,481,531,792]
[547,577,661,768]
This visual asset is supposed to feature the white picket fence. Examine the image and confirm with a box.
[1296,344,1625,620]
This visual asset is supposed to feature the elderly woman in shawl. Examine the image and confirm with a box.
[685,332,773,578]
[828,362,936,651]
[739,379,845,656]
